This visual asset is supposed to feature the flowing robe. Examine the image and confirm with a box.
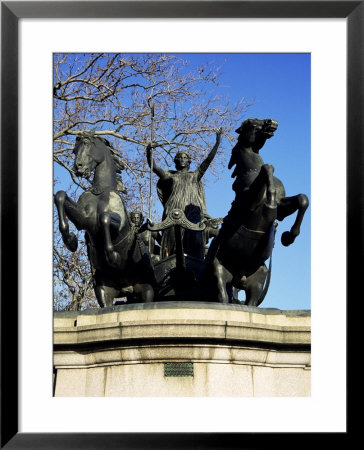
[157,169,207,259]
[147,131,221,260]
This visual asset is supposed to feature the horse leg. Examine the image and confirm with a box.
[133,283,154,303]
[244,265,269,307]
[226,284,237,303]
[99,211,122,268]
[278,194,309,246]
[94,272,119,307]
[211,259,231,303]
[246,164,277,223]
[54,191,78,252]
[94,284,119,308]
[261,164,278,224]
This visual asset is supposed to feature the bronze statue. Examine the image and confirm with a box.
[130,210,161,262]
[54,119,308,308]
[202,216,222,254]
[146,128,222,260]
[206,118,309,305]
[54,131,154,307]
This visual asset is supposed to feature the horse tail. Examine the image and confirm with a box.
[256,254,273,306]
[228,145,238,170]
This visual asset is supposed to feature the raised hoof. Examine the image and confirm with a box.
[281,231,296,247]
[64,232,78,252]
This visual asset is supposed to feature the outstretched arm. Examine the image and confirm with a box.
[146,143,169,179]
[197,128,222,180]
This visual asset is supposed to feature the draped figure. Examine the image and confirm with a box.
[146,129,221,259]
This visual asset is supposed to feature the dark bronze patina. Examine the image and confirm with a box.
[54,120,308,307]
[146,129,222,260]
[54,132,154,307]
[206,118,309,305]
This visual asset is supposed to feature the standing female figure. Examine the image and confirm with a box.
[146,129,222,259]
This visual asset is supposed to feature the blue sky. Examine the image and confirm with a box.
[54,53,310,310]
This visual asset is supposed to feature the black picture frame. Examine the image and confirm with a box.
[1,1,357,448]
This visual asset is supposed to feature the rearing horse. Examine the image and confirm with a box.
[54,132,154,307]
[207,118,309,306]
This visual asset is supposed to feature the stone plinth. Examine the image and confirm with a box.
[53,302,311,397]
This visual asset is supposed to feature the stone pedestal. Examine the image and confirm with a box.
[53,302,310,397]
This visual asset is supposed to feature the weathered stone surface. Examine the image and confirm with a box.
[54,302,310,397]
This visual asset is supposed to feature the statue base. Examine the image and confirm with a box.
[53,302,311,397]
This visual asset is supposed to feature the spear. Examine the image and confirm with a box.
[148,101,155,221]
[148,101,155,255]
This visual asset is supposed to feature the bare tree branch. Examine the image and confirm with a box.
[53,52,252,310]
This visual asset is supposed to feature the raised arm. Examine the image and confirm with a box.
[197,128,222,180]
[146,143,169,179]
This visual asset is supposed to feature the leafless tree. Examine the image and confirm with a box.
[53,53,251,310]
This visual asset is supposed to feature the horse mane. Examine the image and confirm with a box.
[77,130,127,193]
[228,118,257,173]
[228,144,239,175]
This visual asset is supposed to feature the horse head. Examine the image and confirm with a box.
[235,118,278,152]
[73,132,111,179]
